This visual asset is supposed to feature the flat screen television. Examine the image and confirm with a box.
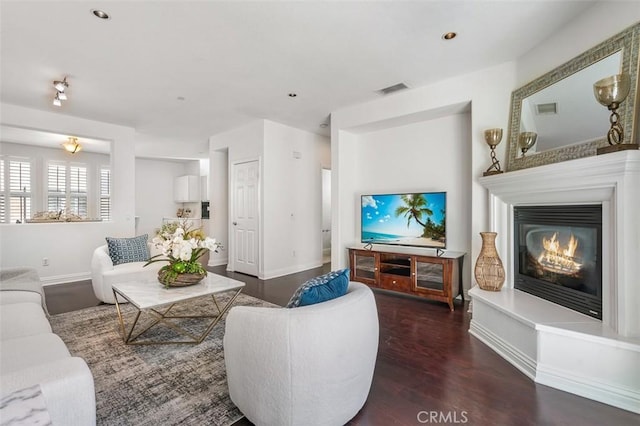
[361,192,446,249]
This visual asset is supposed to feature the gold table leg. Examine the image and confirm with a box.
[112,288,243,345]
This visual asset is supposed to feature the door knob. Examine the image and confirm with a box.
[233,222,238,225]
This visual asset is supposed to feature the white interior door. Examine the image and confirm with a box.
[232,160,259,276]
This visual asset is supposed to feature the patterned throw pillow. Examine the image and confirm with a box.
[286,269,350,308]
[105,235,150,266]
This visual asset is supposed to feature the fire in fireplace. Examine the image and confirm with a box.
[514,205,602,319]
[538,232,581,274]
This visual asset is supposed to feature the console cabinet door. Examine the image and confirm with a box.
[350,250,378,286]
[413,256,449,297]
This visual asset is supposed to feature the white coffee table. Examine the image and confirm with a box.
[112,273,245,345]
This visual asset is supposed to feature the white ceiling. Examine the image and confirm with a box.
[0,1,597,156]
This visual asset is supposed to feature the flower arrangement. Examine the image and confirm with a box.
[145,220,221,287]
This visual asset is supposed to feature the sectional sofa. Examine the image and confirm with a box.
[0,268,96,425]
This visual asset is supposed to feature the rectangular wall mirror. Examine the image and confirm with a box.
[506,23,639,171]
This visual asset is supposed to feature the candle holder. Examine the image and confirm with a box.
[483,128,503,176]
[593,73,638,154]
[518,132,537,157]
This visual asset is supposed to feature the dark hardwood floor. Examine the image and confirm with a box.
[44,265,639,426]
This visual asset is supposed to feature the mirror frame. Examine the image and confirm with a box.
[506,23,639,171]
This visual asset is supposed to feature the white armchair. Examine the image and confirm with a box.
[223,281,379,426]
[90,244,163,304]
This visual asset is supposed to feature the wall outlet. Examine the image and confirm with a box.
[42,258,49,266]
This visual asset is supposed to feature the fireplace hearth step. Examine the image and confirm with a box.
[469,286,640,414]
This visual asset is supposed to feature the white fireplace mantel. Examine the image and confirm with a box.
[479,149,640,337]
[470,150,640,413]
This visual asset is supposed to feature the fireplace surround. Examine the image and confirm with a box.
[471,150,640,413]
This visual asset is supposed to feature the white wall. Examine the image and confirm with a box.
[354,114,472,287]
[517,3,640,86]
[0,103,136,284]
[208,119,330,279]
[331,61,516,294]
[262,120,330,278]
[135,158,191,238]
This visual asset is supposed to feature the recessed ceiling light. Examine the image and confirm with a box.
[288,93,297,98]
[442,32,457,40]
[92,9,110,20]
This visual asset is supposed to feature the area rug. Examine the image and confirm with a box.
[49,292,277,426]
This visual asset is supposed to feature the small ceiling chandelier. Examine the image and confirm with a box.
[52,76,69,107]
[62,137,82,154]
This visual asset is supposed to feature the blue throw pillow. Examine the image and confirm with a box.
[286,269,350,308]
[105,235,150,266]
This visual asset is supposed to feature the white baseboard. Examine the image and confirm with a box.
[536,363,640,414]
[262,260,324,280]
[469,320,537,380]
[41,272,91,286]
[208,256,228,267]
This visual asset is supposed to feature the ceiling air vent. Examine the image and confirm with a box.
[376,82,409,95]
[536,102,558,115]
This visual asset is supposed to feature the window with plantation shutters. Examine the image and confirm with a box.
[47,162,66,213]
[1,152,110,223]
[8,159,31,223]
[47,161,88,218]
[69,165,87,216]
[99,167,111,220]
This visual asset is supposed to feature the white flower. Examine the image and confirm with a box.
[161,240,173,256]
[151,220,220,265]
[178,244,193,261]
[202,237,220,251]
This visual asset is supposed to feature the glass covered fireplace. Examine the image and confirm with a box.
[514,205,602,319]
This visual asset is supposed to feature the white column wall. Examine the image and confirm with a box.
[262,120,329,278]
[208,150,229,266]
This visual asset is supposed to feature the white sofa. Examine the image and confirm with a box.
[223,281,379,426]
[0,268,96,425]
[91,243,164,304]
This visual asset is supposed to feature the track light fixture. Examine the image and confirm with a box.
[52,76,69,107]
[53,77,68,92]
